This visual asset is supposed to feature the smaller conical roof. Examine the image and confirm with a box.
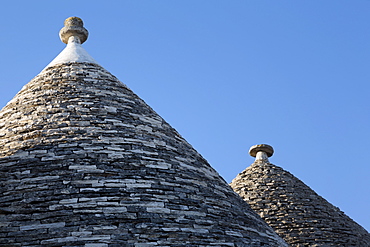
[230,144,370,246]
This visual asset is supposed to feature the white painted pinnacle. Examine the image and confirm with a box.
[43,17,98,70]
[255,151,270,162]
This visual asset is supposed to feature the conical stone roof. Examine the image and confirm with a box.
[230,144,370,246]
[0,18,287,246]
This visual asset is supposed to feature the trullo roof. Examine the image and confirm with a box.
[230,144,370,246]
[0,17,287,246]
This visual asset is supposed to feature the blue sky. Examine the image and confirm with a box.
[0,1,369,231]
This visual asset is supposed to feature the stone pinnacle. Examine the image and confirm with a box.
[59,17,88,44]
[249,144,274,162]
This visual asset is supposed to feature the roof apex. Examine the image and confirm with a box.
[44,17,98,70]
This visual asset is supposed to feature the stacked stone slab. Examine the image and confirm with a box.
[0,18,287,246]
[230,144,370,246]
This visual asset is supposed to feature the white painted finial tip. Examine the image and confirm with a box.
[44,17,98,69]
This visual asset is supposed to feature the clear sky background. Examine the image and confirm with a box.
[0,1,369,231]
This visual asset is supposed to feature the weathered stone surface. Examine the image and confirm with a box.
[0,63,287,246]
[230,150,370,246]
